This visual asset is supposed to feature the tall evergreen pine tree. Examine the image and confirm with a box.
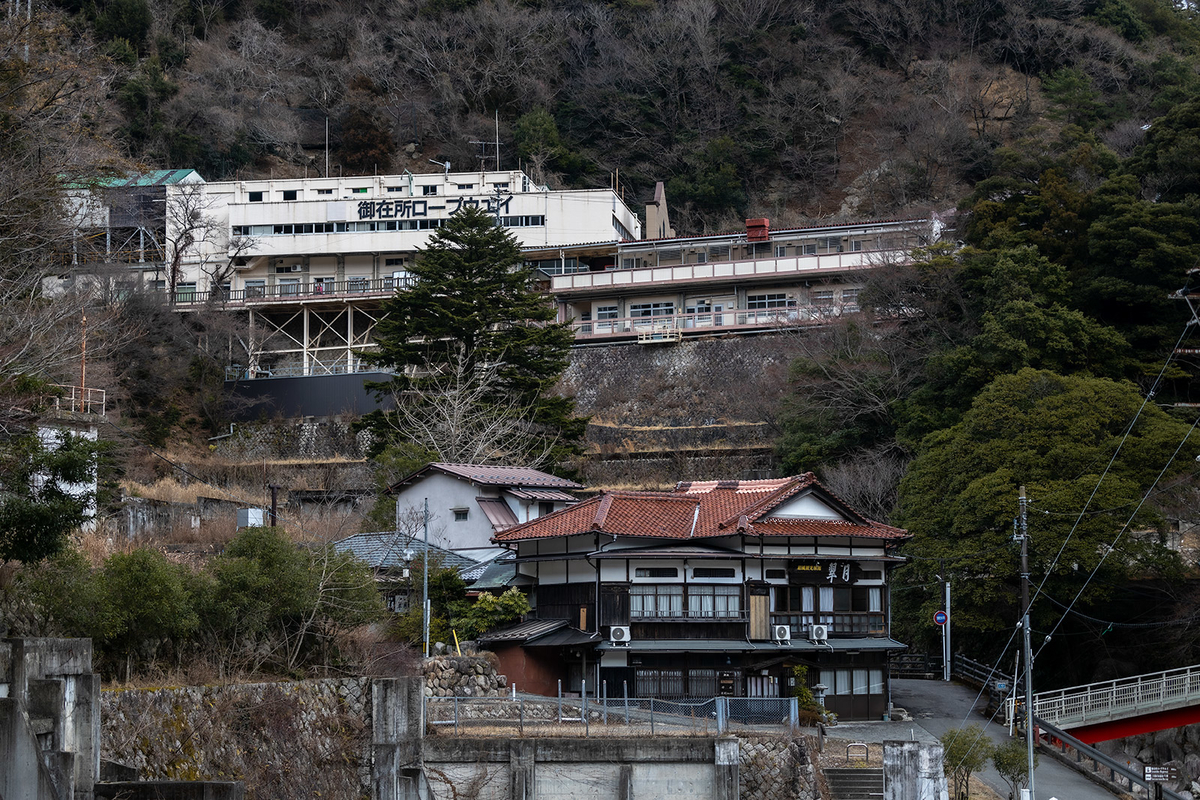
[363,206,584,467]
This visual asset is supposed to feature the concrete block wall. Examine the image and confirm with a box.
[883,740,948,800]
[0,638,100,800]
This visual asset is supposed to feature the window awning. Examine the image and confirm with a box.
[476,497,519,531]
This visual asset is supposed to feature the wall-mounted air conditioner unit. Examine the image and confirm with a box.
[772,625,791,642]
[810,624,829,643]
[289,264,303,272]
[610,626,631,646]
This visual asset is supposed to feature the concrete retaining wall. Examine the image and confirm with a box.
[100,675,815,800]
[421,734,813,800]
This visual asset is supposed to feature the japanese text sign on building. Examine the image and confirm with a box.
[355,195,513,221]
[826,562,851,583]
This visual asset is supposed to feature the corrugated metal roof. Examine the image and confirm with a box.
[391,463,583,492]
[94,169,203,188]
[504,488,579,502]
[478,618,566,642]
[476,497,519,531]
[468,553,518,589]
[526,627,601,647]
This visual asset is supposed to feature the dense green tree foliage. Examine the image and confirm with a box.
[18,528,385,679]
[896,369,1196,660]
[0,431,101,564]
[364,206,583,467]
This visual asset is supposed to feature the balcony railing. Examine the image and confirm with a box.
[551,249,893,293]
[575,306,859,340]
[771,613,886,637]
[225,361,392,380]
[170,276,410,307]
[50,385,106,416]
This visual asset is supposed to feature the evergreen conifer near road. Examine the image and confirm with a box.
[363,206,584,469]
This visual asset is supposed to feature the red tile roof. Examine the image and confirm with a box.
[493,474,908,543]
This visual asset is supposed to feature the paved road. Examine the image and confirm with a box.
[879,678,1117,799]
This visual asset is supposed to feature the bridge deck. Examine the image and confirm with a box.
[1008,664,1200,732]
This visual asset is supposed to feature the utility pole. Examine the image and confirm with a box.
[1017,485,1037,800]
[937,559,951,681]
[944,570,952,682]
[422,497,430,658]
[79,313,87,413]
[268,484,280,527]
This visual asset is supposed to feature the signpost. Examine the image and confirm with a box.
[1145,765,1179,799]
[935,609,949,681]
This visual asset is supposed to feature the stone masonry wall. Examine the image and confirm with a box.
[421,655,507,698]
[739,734,814,800]
[1105,725,1200,797]
[101,678,371,800]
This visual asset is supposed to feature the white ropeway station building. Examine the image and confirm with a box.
[63,167,936,416]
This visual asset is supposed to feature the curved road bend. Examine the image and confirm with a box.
[824,679,1119,799]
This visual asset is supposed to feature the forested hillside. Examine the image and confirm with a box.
[17,0,1200,230]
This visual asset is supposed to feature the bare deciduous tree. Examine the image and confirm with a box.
[385,347,559,469]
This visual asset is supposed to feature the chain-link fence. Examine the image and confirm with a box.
[425,692,799,737]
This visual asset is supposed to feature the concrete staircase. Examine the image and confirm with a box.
[824,767,885,800]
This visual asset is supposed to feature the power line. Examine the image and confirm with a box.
[1035,410,1200,661]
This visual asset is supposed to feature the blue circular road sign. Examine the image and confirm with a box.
[934,610,948,625]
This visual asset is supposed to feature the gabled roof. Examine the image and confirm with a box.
[389,463,583,493]
[493,473,908,543]
[333,531,481,573]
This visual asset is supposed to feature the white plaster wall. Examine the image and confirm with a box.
[394,472,502,550]
[770,493,843,519]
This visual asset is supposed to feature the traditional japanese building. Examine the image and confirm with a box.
[482,473,910,720]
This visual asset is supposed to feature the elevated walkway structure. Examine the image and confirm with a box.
[1007,664,1200,744]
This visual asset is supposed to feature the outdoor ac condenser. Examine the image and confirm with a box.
[773,625,792,642]
[610,626,631,645]
[809,624,829,643]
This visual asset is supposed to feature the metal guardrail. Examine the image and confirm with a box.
[890,653,943,678]
[224,362,392,381]
[953,654,1007,688]
[170,276,410,307]
[50,385,106,416]
[573,306,859,340]
[1006,664,1200,729]
[1036,716,1187,800]
[424,691,799,736]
